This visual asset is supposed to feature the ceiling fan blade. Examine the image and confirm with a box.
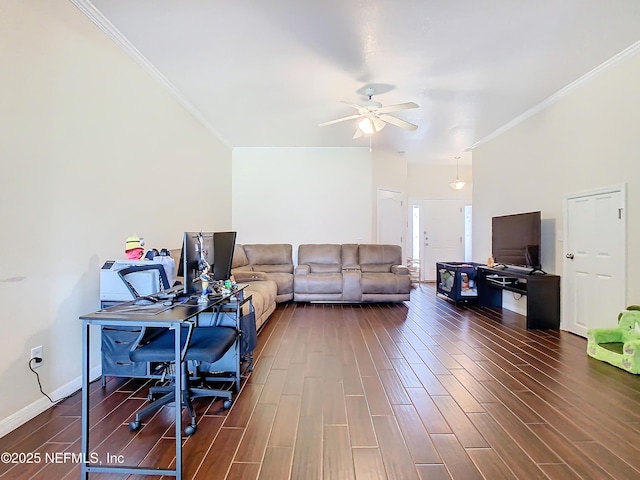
[318,114,361,127]
[379,114,418,131]
[376,102,419,114]
[372,118,386,132]
[341,101,365,110]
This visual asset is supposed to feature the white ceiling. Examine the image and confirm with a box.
[79,0,640,165]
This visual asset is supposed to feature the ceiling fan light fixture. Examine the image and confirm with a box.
[449,156,466,190]
[358,117,375,135]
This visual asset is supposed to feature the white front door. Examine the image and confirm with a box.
[563,186,626,337]
[421,199,468,282]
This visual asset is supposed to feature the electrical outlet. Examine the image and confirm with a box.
[31,345,43,368]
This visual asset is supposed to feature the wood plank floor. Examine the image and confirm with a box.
[3,284,640,479]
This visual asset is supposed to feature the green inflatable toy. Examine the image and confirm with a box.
[587,306,640,374]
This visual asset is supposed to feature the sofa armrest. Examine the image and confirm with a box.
[232,270,267,282]
[391,265,410,275]
[295,265,310,275]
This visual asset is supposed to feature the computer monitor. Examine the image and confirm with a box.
[212,231,237,281]
[178,232,214,295]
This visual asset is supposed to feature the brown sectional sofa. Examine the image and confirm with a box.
[294,244,411,302]
[173,242,409,331]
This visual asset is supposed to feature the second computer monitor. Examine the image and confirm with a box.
[212,231,237,281]
[179,231,214,295]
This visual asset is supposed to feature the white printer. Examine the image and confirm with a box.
[100,259,169,303]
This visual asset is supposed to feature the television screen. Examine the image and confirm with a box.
[492,211,541,269]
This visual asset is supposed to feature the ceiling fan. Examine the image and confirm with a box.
[319,87,419,138]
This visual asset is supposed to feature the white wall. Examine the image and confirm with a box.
[0,0,232,434]
[472,49,640,305]
[407,162,473,199]
[232,147,373,260]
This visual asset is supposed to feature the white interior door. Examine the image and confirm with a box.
[421,199,467,282]
[378,188,404,250]
[563,186,626,337]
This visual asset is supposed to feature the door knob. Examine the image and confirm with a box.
[566,253,574,259]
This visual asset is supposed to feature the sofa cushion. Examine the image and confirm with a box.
[263,272,294,300]
[361,272,411,294]
[294,273,343,294]
[358,244,403,267]
[308,263,341,273]
[242,280,277,329]
[243,244,294,273]
[298,244,342,266]
[361,263,393,273]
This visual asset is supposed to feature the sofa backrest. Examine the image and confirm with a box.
[298,244,342,273]
[243,244,294,274]
[341,244,359,268]
[231,244,252,271]
[358,244,402,273]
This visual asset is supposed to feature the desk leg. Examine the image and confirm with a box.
[174,325,182,480]
[81,321,90,480]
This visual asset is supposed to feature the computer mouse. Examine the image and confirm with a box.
[163,300,173,306]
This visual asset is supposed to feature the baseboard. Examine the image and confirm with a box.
[0,366,101,439]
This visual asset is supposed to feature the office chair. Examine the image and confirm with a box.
[127,319,239,436]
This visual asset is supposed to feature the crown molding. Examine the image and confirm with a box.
[69,0,231,149]
[469,39,640,150]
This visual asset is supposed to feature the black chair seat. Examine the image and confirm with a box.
[130,326,237,364]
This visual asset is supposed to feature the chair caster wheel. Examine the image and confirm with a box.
[223,399,233,409]
[129,420,141,431]
[184,424,196,436]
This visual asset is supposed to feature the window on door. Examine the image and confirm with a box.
[411,204,420,260]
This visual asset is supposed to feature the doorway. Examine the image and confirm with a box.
[410,198,471,282]
[563,185,626,337]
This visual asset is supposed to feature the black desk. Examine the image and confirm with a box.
[79,290,243,479]
[476,266,560,329]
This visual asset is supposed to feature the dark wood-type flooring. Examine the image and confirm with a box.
[3,284,640,479]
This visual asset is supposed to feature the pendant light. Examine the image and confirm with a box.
[449,156,466,190]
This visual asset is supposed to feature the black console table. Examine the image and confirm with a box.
[476,266,560,329]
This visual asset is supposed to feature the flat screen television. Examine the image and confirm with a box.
[492,211,541,270]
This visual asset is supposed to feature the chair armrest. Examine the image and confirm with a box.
[295,265,310,275]
[587,328,625,344]
[232,270,267,282]
[391,265,410,275]
[624,338,640,355]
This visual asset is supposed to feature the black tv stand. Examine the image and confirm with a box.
[527,267,547,275]
[477,266,560,329]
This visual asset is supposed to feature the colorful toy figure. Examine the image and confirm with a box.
[125,236,145,260]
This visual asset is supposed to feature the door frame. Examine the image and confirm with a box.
[561,183,627,333]
[409,196,471,282]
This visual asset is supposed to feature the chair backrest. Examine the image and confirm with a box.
[618,309,640,333]
[118,263,171,297]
